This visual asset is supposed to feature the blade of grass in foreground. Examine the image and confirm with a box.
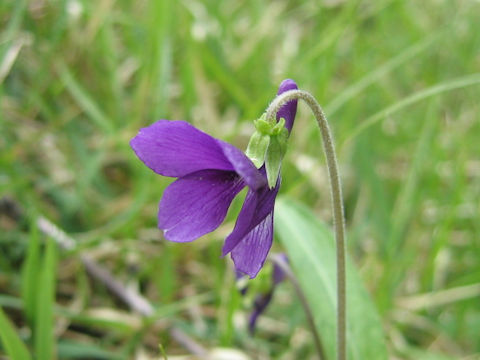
[275,196,388,360]
[34,238,57,360]
[0,306,32,360]
[21,219,41,325]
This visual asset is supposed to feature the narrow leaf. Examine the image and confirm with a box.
[0,306,32,360]
[34,238,57,360]
[57,340,125,360]
[21,221,41,325]
[57,62,114,133]
[275,197,388,360]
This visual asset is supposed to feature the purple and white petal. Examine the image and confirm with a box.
[158,170,245,242]
[276,79,298,133]
[222,177,280,256]
[231,211,274,278]
[130,120,236,177]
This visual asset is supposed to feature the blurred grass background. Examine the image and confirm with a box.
[1,0,479,359]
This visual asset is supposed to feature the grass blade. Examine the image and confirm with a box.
[0,306,32,360]
[21,220,41,325]
[325,34,438,116]
[57,62,114,134]
[343,73,480,147]
[34,238,57,360]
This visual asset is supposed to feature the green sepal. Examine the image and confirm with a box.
[265,127,289,188]
[272,117,286,135]
[254,116,272,135]
[245,115,290,184]
[245,131,270,168]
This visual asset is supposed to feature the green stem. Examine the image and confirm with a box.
[266,90,347,360]
[271,254,326,360]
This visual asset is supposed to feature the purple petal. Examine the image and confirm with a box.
[130,120,233,177]
[277,79,298,133]
[248,292,273,334]
[231,212,274,278]
[217,140,266,191]
[158,170,245,242]
[130,120,265,190]
[222,176,280,256]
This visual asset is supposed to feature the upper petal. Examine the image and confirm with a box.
[130,120,234,177]
[217,140,266,191]
[277,79,298,133]
[158,169,245,242]
[231,211,274,278]
[130,120,265,190]
[222,176,280,256]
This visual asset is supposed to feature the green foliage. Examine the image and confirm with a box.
[1,0,479,358]
[0,307,32,360]
[275,197,388,359]
[21,221,41,325]
[34,239,57,360]
[57,341,125,360]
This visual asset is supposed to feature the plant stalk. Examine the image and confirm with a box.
[271,254,326,360]
[266,89,347,360]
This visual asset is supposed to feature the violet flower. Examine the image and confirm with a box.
[247,253,289,334]
[130,80,298,278]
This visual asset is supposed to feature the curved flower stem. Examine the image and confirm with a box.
[266,90,347,360]
[271,254,326,360]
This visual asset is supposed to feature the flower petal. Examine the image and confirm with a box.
[248,292,273,334]
[158,170,245,242]
[277,79,298,132]
[217,140,266,191]
[130,120,235,177]
[130,120,266,190]
[222,177,280,256]
[231,211,274,278]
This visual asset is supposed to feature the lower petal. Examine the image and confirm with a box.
[222,177,279,256]
[158,170,245,242]
[231,211,274,278]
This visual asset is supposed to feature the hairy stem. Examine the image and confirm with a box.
[266,90,347,360]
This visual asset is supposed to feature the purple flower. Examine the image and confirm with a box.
[130,80,298,278]
[247,254,289,334]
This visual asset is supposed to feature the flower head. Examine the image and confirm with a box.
[130,79,298,278]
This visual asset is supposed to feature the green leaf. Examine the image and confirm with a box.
[403,347,456,360]
[57,340,125,360]
[0,306,32,360]
[34,238,57,360]
[275,197,388,360]
[21,221,41,325]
